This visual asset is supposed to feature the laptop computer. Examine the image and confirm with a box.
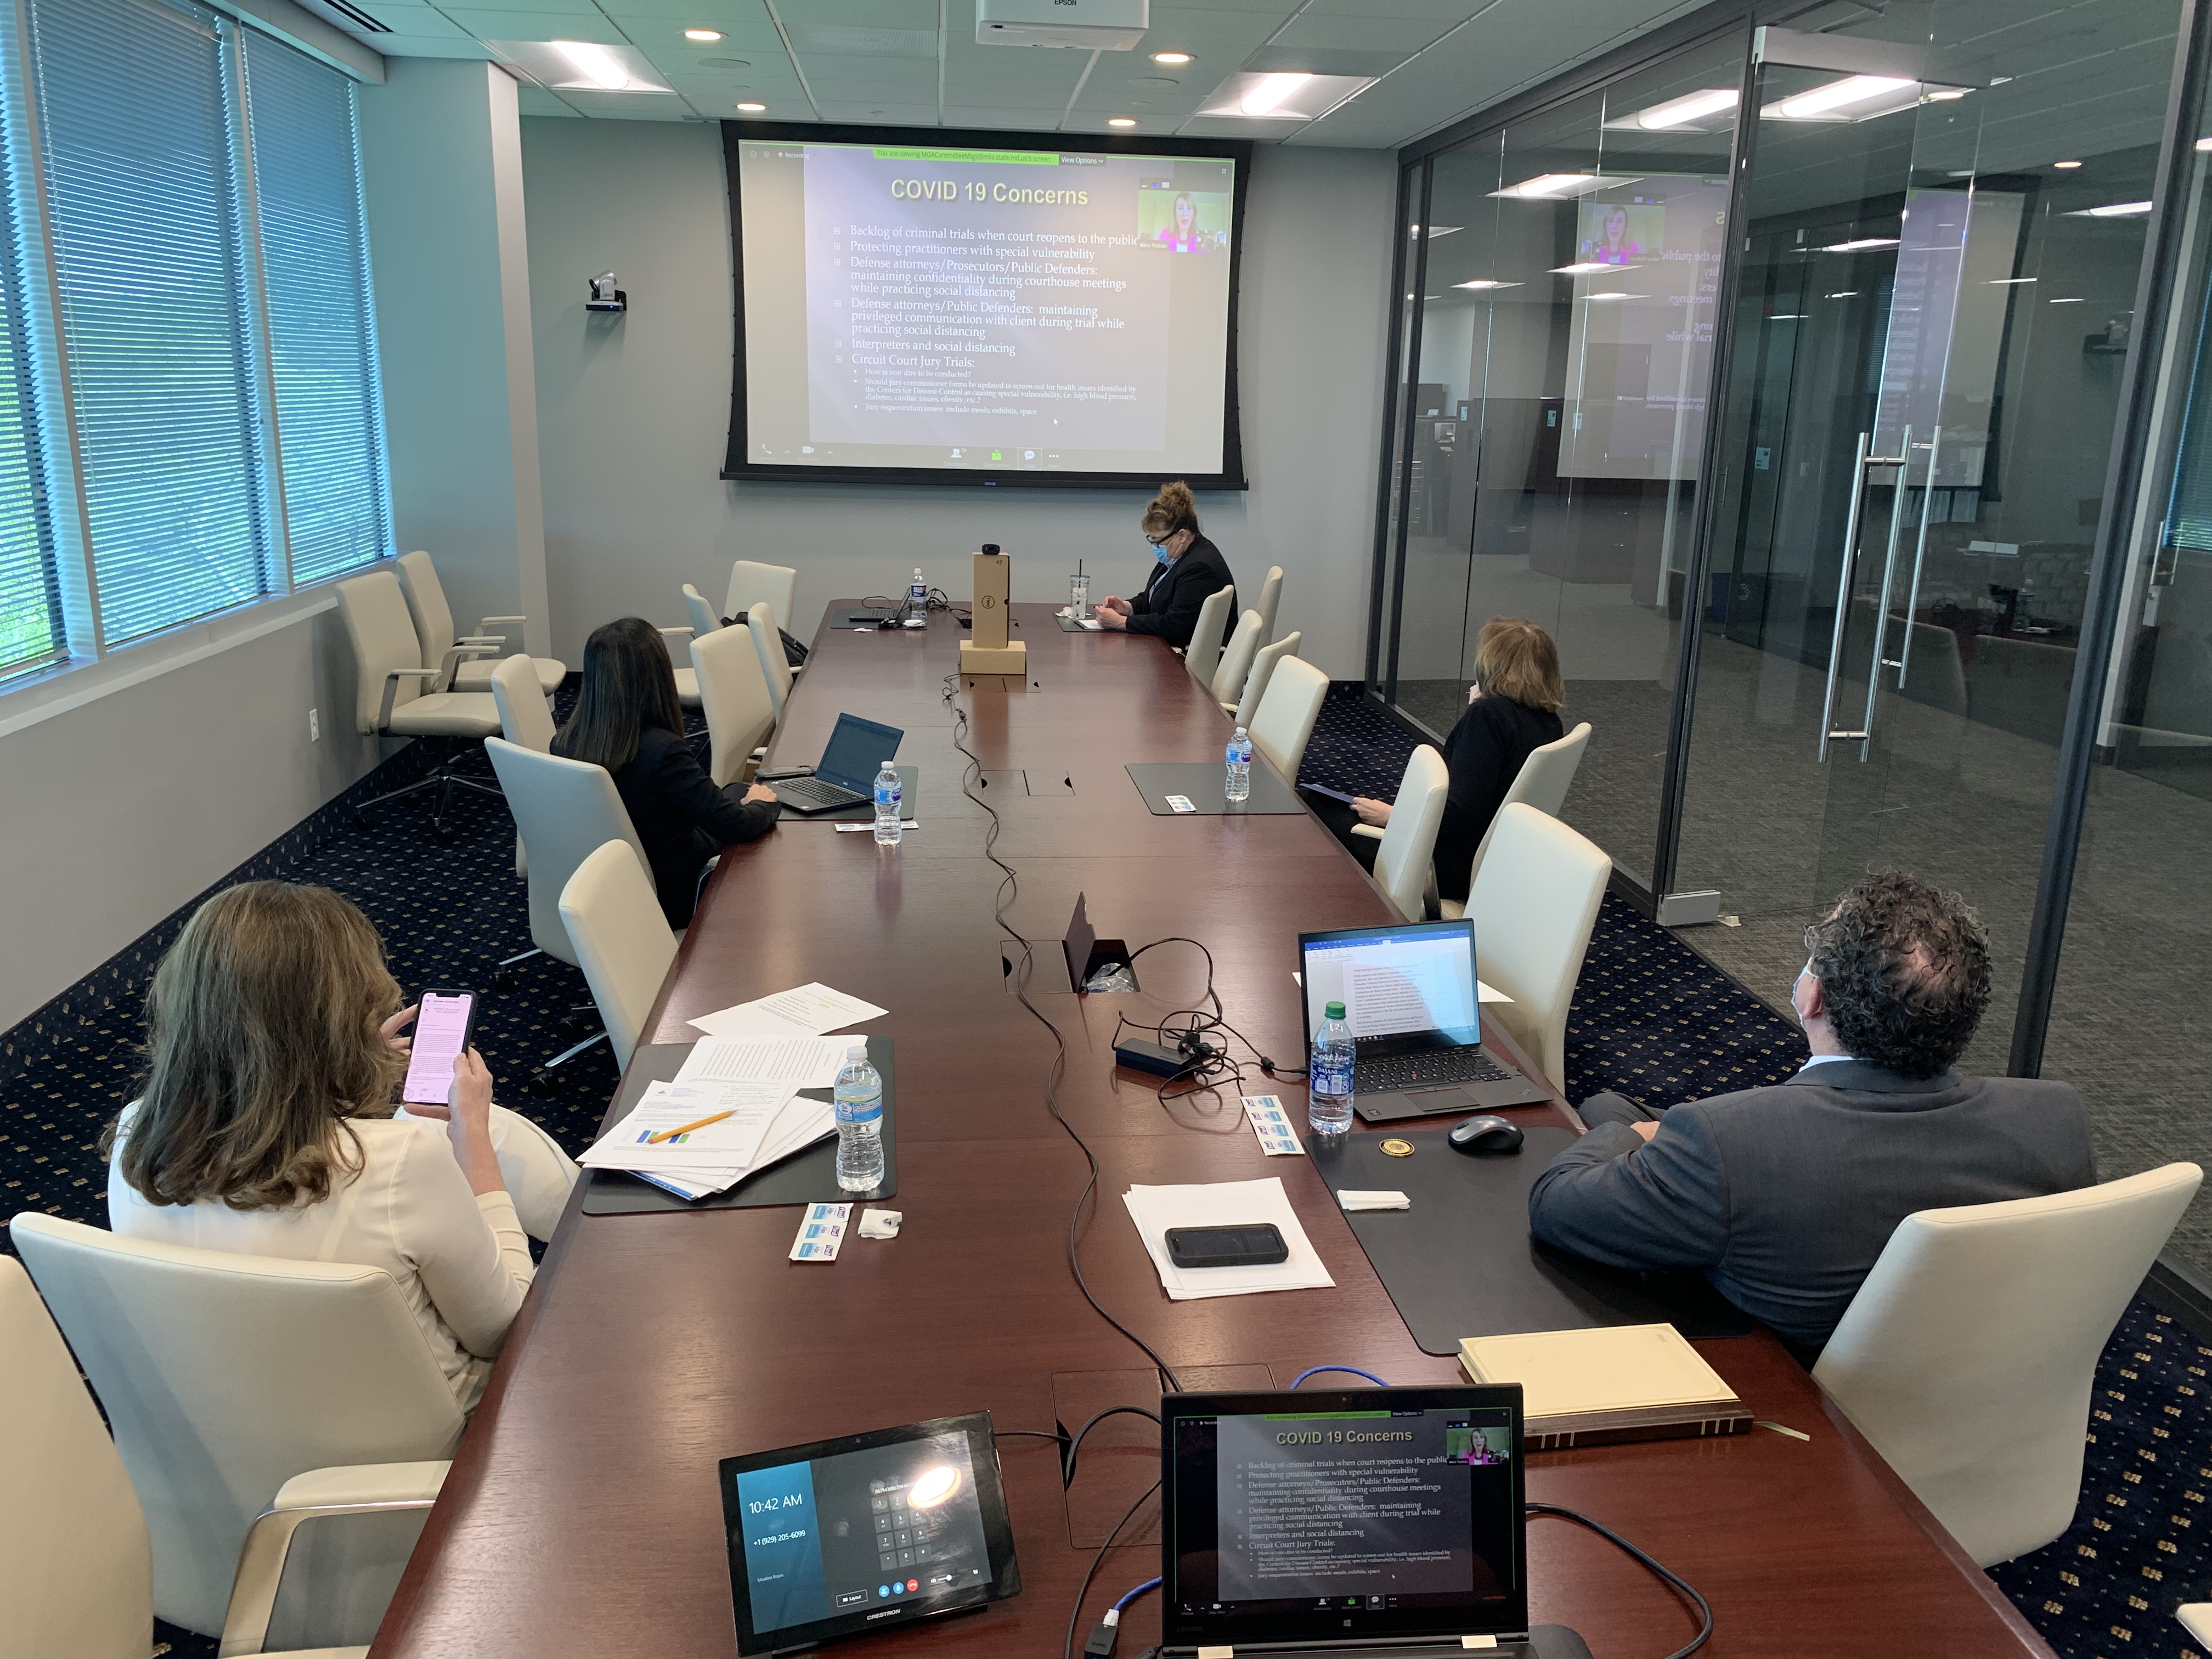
[771,713,904,814]
[1299,918,1552,1121]
[1159,1384,1558,1659]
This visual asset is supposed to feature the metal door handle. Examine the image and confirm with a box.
[1895,426,1941,688]
[1855,425,1913,759]
[1819,432,1871,762]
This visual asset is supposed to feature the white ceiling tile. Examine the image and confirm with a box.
[452,9,631,39]
[373,32,500,53]
[799,52,940,84]
[1276,14,1450,52]
[940,105,1062,126]
[591,0,772,22]
[774,0,938,25]
[556,87,695,114]
[517,82,583,110]
[623,21,789,50]
[353,2,473,35]
[815,100,941,120]
[787,23,937,55]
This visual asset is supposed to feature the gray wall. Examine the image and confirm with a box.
[520,119,1395,678]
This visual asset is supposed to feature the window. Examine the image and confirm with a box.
[0,0,389,682]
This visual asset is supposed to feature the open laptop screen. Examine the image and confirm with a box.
[1161,1386,1525,1649]
[1299,919,1481,1060]
[814,714,903,793]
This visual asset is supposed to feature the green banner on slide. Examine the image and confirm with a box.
[868,146,1059,166]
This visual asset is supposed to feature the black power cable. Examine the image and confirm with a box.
[1525,1502,1714,1659]
[1064,1479,1159,1659]
[941,671,1184,1395]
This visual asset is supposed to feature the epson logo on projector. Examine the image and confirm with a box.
[975,0,1148,50]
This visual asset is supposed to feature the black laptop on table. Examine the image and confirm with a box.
[770,713,904,814]
[1160,1384,1586,1659]
[1299,918,1552,1121]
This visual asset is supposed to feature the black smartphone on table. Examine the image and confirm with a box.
[400,989,478,1107]
[1166,1223,1290,1269]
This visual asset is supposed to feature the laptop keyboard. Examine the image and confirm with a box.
[778,776,866,810]
[1355,1048,1516,1091]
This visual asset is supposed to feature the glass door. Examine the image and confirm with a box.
[1672,3,2184,1067]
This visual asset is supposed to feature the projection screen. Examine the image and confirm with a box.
[723,123,1251,489]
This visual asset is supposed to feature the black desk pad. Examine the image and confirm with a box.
[830,607,900,627]
[580,1036,897,1214]
[1126,761,1305,816]
[780,763,918,825]
[1308,1125,1754,1352]
[1054,612,1099,633]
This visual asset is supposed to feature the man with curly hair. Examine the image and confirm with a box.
[1527,871,2095,1358]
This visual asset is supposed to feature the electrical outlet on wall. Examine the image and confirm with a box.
[309,707,319,742]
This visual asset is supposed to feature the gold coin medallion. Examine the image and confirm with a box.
[1379,1138,1415,1158]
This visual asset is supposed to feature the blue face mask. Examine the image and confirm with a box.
[1150,539,1174,565]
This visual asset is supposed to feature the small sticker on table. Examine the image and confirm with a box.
[1243,1094,1305,1156]
[1380,1138,1417,1158]
[1165,794,1197,814]
[790,1201,851,1261]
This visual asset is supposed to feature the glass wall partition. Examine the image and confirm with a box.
[1378,36,1740,894]
[1671,0,2186,1068]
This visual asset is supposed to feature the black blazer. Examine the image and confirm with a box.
[607,726,780,927]
[1527,1060,2097,1353]
[1126,535,1235,652]
[1434,695,1563,903]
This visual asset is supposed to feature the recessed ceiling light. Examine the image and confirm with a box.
[1552,260,1640,275]
[736,101,767,112]
[1240,72,1311,116]
[1108,116,1137,127]
[1826,291,1860,299]
[1502,173,1601,199]
[2082,200,2154,218]
[684,27,721,41]
[2053,159,2083,169]
[2049,297,2085,304]
[1152,50,1192,64]
[2198,137,2212,152]
[1454,279,1521,290]
[1586,291,1637,302]
[1821,236,1901,252]
[1988,276,2037,284]
[1924,87,1968,101]
[1623,87,1737,130]
[1767,313,1807,320]
[553,40,628,90]
[1769,74,1914,121]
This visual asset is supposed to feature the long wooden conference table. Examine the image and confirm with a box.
[373,603,2053,1659]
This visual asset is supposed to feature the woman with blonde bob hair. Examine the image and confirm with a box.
[107,881,576,1406]
[1347,617,1566,905]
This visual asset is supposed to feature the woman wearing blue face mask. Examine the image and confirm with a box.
[1093,479,1237,652]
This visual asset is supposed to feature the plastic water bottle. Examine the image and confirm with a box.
[1309,1000,1355,1138]
[907,566,929,625]
[1225,726,1252,803]
[873,761,903,846]
[834,1042,885,1192]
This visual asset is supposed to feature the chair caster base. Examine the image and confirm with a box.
[529,1071,562,1100]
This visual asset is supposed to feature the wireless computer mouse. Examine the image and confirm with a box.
[1447,1114,1524,1156]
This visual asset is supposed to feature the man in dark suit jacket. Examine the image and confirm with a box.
[1528,871,2095,1358]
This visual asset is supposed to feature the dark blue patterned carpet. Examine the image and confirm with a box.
[2,682,2207,1659]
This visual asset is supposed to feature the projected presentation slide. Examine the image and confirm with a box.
[729,131,1244,484]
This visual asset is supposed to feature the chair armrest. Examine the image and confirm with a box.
[433,642,498,692]
[476,614,527,632]
[456,634,506,646]
[218,1462,450,1657]
[377,668,441,731]
[1350,823,1384,841]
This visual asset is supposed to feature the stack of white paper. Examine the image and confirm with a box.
[1121,1177,1335,1301]
[580,1076,840,1201]
[689,983,888,1040]
[674,1034,854,1088]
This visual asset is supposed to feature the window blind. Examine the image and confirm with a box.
[28,0,270,646]
[0,109,59,681]
[242,32,388,585]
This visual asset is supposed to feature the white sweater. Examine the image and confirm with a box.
[108,1107,534,1405]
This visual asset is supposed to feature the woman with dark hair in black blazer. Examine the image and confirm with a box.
[552,617,779,927]
[1093,479,1236,652]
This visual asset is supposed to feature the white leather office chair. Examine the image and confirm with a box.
[336,569,505,839]
[1254,564,1283,644]
[726,559,798,632]
[1249,654,1328,786]
[1369,746,1449,923]
[684,583,721,639]
[488,654,555,979]
[394,549,562,695]
[1234,631,1301,732]
[2180,1602,2212,1648]
[9,1215,464,1646]
[1814,1163,2203,1568]
[484,736,652,1082]
[692,622,776,788]
[749,599,795,725]
[1182,584,1235,688]
[561,840,680,1071]
[1211,610,1264,711]
[1463,803,1609,1089]
[1440,721,1592,921]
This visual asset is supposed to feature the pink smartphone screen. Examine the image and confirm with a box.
[401,992,473,1104]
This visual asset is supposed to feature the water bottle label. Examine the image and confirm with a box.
[876,781,901,809]
[836,1094,883,1126]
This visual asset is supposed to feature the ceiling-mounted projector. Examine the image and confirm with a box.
[976,0,1147,50]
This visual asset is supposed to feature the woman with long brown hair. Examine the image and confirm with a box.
[106,882,575,1406]
[554,616,778,927]
[1343,617,1567,905]
[1093,479,1237,652]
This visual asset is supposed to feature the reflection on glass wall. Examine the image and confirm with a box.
[1671,0,2182,1074]
[1382,39,1738,891]
[2046,109,2212,1271]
